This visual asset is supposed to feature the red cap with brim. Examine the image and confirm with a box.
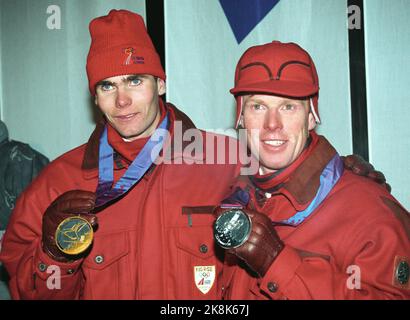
[230,41,320,127]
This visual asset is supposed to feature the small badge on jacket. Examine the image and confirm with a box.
[194,266,215,294]
[393,256,410,290]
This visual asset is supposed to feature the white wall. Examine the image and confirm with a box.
[364,0,410,209]
[0,0,146,160]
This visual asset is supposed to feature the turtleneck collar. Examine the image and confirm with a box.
[106,99,167,164]
[251,131,319,192]
[81,101,197,173]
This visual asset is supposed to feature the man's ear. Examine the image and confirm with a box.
[94,95,98,106]
[157,78,166,96]
[308,112,317,131]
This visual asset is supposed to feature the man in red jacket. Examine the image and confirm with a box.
[0,9,241,299]
[215,41,410,299]
[0,10,390,300]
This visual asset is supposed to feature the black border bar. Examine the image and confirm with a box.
[145,0,166,71]
[348,0,369,161]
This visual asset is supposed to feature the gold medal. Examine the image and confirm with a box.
[55,216,93,255]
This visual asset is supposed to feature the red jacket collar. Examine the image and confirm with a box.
[282,135,337,211]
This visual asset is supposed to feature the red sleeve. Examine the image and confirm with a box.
[0,182,84,300]
[259,216,410,300]
[4,240,83,299]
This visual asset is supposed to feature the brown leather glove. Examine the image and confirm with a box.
[217,208,284,278]
[42,190,97,262]
[341,154,391,192]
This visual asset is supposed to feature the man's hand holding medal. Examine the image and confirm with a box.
[214,206,284,277]
[42,190,97,262]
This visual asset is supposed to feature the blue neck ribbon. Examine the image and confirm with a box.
[279,154,343,226]
[223,154,344,227]
[95,113,169,208]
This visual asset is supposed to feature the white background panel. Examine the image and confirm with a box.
[0,0,146,160]
[365,0,410,208]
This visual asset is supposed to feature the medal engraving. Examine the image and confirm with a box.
[214,209,251,249]
[55,216,93,255]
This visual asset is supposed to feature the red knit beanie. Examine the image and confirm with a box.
[86,9,166,95]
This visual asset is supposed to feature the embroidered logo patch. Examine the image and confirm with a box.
[123,47,144,65]
[393,256,410,289]
[194,266,215,294]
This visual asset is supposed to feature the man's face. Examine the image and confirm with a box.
[95,74,166,140]
[242,94,316,174]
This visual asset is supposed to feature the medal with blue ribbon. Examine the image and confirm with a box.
[95,113,169,207]
[214,154,343,251]
[217,153,343,236]
[55,113,169,255]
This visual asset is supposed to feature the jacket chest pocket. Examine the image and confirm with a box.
[174,225,223,300]
[81,231,131,299]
